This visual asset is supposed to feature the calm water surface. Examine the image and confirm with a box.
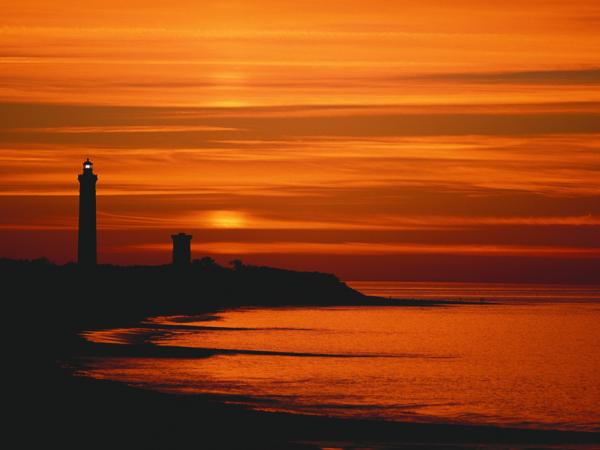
[80,282,600,432]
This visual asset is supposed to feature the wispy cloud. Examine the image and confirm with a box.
[9,125,240,133]
[128,241,600,258]
[410,68,600,85]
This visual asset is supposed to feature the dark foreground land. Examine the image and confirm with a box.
[8,258,600,450]
[31,366,599,450]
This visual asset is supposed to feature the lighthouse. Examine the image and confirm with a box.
[171,233,192,266]
[78,158,97,266]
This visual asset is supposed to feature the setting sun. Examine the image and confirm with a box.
[206,210,247,229]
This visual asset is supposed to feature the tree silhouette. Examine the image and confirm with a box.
[230,259,245,271]
[193,256,221,269]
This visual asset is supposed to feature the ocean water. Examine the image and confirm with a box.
[79,281,600,432]
[350,280,600,303]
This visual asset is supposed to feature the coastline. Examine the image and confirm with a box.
[56,310,599,449]
[44,360,600,450]
[8,259,597,448]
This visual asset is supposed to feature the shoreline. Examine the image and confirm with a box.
[57,308,600,449]
[7,259,594,448]
[46,363,600,450]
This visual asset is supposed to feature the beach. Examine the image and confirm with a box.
[41,357,599,450]
[37,281,598,449]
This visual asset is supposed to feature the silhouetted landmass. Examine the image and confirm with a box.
[3,257,364,331]
[9,257,598,449]
[6,257,468,336]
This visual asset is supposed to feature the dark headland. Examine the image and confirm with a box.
[8,257,599,450]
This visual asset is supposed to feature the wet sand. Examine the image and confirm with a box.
[34,335,600,450]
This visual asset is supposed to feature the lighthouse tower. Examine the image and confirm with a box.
[171,233,192,266]
[78,158,97,266]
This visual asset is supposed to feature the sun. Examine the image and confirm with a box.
[206,210,247,228]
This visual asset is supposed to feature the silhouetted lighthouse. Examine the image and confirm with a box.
[171,233,192,266]
[78,158,97,266]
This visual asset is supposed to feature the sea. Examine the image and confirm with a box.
[79,281,600,432]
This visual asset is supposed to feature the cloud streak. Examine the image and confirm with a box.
[411,68,600,85]
[128,241,600,258]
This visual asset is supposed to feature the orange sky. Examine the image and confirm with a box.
[1,1,599,282]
